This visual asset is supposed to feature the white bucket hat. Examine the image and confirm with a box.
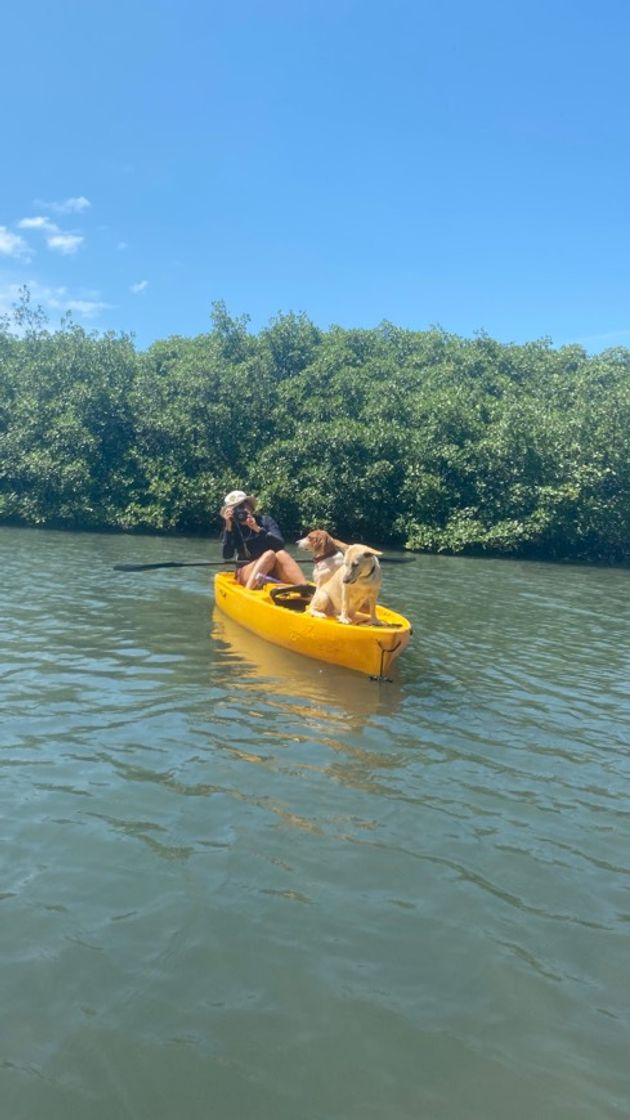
[222,489,255,508]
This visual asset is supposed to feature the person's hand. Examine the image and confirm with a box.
[221,505,234,527]
[244,513,259,532]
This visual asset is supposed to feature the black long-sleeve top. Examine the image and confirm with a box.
[222,512,285,562]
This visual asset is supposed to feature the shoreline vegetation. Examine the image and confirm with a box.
[1,291,628,564]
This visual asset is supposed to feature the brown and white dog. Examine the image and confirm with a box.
[306,543,383,625]
[296,529,348,588]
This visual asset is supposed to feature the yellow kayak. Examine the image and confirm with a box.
[213,571,412,677]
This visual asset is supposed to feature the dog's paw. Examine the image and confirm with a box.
[338,614,351,625]
[308,608,328,619]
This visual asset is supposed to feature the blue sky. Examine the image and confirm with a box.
[1,0,629,350]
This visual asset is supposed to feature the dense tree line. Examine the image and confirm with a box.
[1,290,628,562]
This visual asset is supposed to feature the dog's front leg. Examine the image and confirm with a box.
[307,588,331,619]
[338,584,352,624]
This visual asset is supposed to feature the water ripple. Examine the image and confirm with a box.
[2,528,630,1119]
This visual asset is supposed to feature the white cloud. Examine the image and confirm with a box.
[0,279,110,321]
[35,196,92,214]
[0,291,22,326]
[18,216,84,254]
[56,296,109,317]
[0,281,23,316]
[18,215,57,232]
[117,241,128,250]
[45,285,110,318]
[0,226,33,260]
[130,279,148,294]
[47,232,84,255]
[63,196,91,213]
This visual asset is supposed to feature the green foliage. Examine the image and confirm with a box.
[0,291,628,562]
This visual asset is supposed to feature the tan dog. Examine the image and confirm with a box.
[296,529,348,588]
[307,543,383,625]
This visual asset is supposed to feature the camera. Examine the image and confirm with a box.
[233,506,250,523]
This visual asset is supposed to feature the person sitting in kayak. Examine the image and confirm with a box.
[220,490,306,590]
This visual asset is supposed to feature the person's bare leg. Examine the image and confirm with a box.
[235,560,256,585]
[272,549,306,584]
[245,550,277,589]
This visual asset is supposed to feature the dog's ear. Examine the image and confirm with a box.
[332,537,350,552]
[362,546,383,556]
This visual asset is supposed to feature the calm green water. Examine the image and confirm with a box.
[1,526,629,1120]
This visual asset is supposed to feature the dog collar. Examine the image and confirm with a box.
[313,549,339,563]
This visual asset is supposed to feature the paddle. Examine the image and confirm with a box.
[378,556,416,564]
[113,560,238,572]
[113,555,416,573]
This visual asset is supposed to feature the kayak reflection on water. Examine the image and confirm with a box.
[210,608,403,728]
